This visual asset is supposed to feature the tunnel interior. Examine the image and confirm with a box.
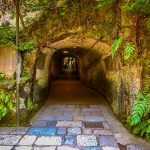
[49,46,107,99]
[34,37,141,118]
[50,49,80,80]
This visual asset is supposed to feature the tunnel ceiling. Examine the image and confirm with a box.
[43,35,111,58]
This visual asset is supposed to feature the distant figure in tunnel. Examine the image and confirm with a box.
[64,61,68,69]
[67,58,70,69]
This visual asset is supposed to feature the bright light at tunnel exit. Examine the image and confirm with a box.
[63,51,68,54]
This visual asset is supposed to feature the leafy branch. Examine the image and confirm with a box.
[124,44,136,61]
[0,90,14,120]
[111,36,124,59]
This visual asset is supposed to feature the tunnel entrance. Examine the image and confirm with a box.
[34,36,110,105]
[34,35,141,118]
[47,46,107,104]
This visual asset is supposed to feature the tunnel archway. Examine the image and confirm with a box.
[33,35,141,118]
[33,35,110,100]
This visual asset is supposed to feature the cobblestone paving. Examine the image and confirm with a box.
[0,105,150,150]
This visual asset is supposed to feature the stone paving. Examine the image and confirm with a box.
[0,105,150,150]
[0,80,150,150]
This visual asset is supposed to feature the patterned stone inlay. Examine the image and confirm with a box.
[57,128,67,135]
[35,136,62,146]
[99,136,119,148]
[77,135,98,146]
[18,135,37,145]
[27,128,56,135]
[64,135,75,145]
[0,135,21,145]
[56,121,82,127]
[68,128,81,135]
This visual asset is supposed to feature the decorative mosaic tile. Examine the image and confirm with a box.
[18,135,37,145]
[27,128,56,135]
[84,116,105,122]
[47,121,57,128]
[0,135,21,145]
[57,128,67,135]
[54,115,72,121]
[99,136,119,148]
[32,120,48,127]
[68,128,81,135]
[56,121,82,127]
[35,136,62,146]
[77,135,98,146]
[64,135,75,145]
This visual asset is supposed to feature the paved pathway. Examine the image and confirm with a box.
[0,80,150,150]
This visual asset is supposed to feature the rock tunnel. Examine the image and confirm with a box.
[33,35,141,119]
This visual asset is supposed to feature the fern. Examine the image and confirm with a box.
[124,44,136,61]
[111,36,124,59]
[132,119,150,141]
[128,92,150,141]
[132,120,149,135]
[129,92,149,126]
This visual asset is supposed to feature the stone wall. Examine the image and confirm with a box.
[79,49,107,97]
[104,59,141,118]
[76,47,141,118]
[33,48,55,103]
[0,45,16,77]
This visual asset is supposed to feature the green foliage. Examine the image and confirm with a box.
[111,36,124,59]
[19,40,36,52]
[132,120,150,135]
[146,17,150,31]
[60,12,66,16]
[124,44,136,61]
[95,0,115,9]
[128,92,149,126]
[87,31,94,38]
[0,73,5,80]
[97,32,103,39]
[27,99,38,111]
[24,0,49,11]
[30,5,48,11]
[56,0,68,7]
[0,90,13,120]
[127,92,150,141]
[122,0,150,15]
[0,25,15,46]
